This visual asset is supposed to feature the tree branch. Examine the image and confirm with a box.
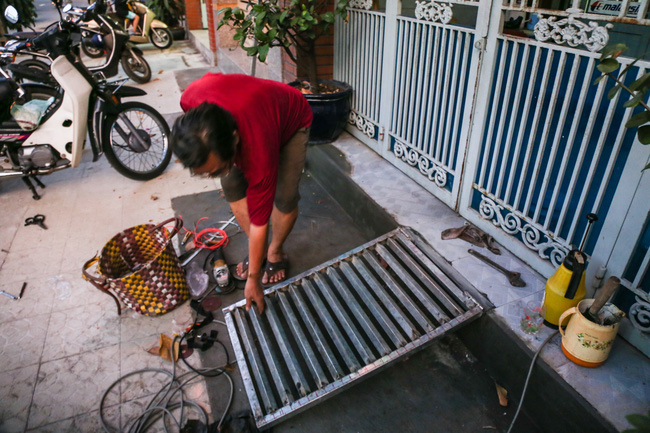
[607,72,650,112]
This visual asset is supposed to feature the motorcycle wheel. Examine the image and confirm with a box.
[120,50,151,84]
[102,101,171,181]
[81,39,104,59]
[150,27,173,49]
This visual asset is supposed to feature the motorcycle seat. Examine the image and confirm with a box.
[7,64,54,85]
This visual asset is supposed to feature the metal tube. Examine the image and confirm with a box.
[327,265,394,354]
[339,261,408,348]
[300,280,361,372]
[276,289,332,386]
[312,273,377,364]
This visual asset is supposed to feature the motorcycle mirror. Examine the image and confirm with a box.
[62,4,73,13]
[4,6,19,24]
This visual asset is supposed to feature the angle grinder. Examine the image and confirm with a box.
[209,247,235,295]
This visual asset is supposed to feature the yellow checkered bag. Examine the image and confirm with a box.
[82,217,190,316]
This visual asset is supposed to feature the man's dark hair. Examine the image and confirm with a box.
[170,102,238,170]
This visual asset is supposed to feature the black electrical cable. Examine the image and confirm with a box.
[100,334,235,433]
[179,318,230,378]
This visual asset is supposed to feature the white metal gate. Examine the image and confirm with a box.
[335,0,491,209]
[335,0,650,284]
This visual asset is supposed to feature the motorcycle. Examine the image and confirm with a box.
[81,0,173,59]
[70,1,152,83]
[113,0,173,49]
[0,2,171,200]
[3,1,151,84]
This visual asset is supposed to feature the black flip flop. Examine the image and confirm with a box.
[262,257,289,287]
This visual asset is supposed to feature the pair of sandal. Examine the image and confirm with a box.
[231,256,289,287]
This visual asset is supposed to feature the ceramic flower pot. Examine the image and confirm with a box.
[559,299,622,367]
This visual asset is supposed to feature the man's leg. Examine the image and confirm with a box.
[263,206,298,284]
[262,127,309,284]
[220,167,251,278]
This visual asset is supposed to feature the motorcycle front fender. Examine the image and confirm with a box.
[100,84,147,98]
[150,19,168,29]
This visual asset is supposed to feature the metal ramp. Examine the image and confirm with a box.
[223,228,485,430]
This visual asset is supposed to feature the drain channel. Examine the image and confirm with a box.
[224,228,484,430]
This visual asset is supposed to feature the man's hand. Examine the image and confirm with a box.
[244,276,265,314]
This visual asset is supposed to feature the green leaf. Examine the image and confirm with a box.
[639,125,650,144]
[258,44,270,63]
[593,75,607,85]
[630,72,650,92]
[216,7,232,16]
[257,11,266,21]
[597,58,620,74]
[618,58,639,81]
[280,10,289,22]
[244,45,259,56]
[626,111,650,128]
[607,84,622,100]
[626,413,650,430]
[599,43,628,60]
[624,92,644,108]
[644,162,650,171]
[322,12,335,23]
[233,32,243,41]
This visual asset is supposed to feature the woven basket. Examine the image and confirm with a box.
[82,217,190,316]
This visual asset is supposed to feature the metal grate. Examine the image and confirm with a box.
[224,228,484,430]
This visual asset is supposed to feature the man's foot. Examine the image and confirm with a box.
[262,255,289,286]
[232,256,249,281]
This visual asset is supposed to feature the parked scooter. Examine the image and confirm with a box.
[2,1,151,84]
[0,3,171,200]
[66,0,152,83]
[112,0,173,49]
[81,0,172,59]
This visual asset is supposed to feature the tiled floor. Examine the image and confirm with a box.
[0,43,218,432]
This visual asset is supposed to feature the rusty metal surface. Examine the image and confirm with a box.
[223,227,486,430]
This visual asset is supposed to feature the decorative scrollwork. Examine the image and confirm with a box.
[478,196,570,267]
[627,288,650,333]
[348,0,372,10]
[393,140,447,187]
[348,111,375,139]
[415,0,453,24]
[534,9,613,52]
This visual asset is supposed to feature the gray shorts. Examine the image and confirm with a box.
[221,127,309,213]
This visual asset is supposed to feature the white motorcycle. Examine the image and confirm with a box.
[0,2,171,200]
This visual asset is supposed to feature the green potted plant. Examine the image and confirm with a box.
[217,0,353,144]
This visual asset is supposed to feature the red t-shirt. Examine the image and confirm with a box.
[180,73,313,226]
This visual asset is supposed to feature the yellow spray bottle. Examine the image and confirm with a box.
[543,214,597,328]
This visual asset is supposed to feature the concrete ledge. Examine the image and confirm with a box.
[306,143,398,241]
[188,30,215,66]
[458,313,617,433]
